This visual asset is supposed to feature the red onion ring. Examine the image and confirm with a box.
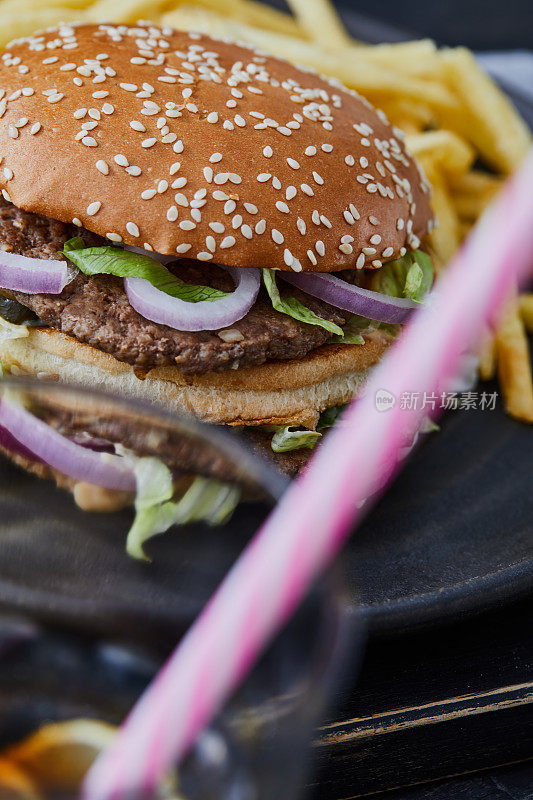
[0,401,136,491]
[280,272,418,324]
[125,265,260,331]
[0,252,73,294]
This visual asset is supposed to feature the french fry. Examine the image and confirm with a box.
[478,328,497,381]
[406,130,475,176]
[420,164,461,270]
[355,39,442,77]
[495,301,533,423]
[440,47,531,174]
[285,0,351,50]
[519,294,533,334]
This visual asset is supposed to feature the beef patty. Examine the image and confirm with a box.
[0,199,346,375]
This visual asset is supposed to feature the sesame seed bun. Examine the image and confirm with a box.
[0,22,433,273]
[0,326,390,427]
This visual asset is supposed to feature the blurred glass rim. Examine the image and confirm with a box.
[0,374,290,503]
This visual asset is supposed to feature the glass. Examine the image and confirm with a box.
[0,376,363,799]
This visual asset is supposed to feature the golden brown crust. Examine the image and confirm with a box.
[0,326,391,427]
[0,23,432,272]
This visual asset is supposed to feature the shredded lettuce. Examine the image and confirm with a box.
[317,404,348,429]
[123,454,240,560]
[271,426,321,453]
[63,238,229,303]
[368,249,434,304]
[262,268,344,337]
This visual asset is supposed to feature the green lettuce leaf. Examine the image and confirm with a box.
[369,249,434,304]
[262,268,343,337]
[124,454,240,560]
[63,238,229,303]
[271,426,321,453]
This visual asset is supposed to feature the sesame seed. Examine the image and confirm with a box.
[272,229,284,244]
[372,260,382,267]
[82,136,97,147]
[255,219,266,234]
[356,253,365,269]
[359,156,369,168]
[93,90,108,99]
[345,155,355,166]
[130,120,146,132]
[213,190,228,201]
[197,252,213,261]
[241,224,253,239]
[305,146,317,156]
[312,171,324,186]
[263,146,273,157]
[30,122,41,135]
[244,202,258,214]
[72,218,82,227]
[73,108,87,119]
[284,249,294,267]
[370,234,382,245]
[1,190,10,202]
[297,218,306,235]
[320,215,332,228]
[120,83,137,92]
[209,152,223,163]
[366,183,378,193]
[172,177,187,189]
[207,112,218,123]
[316,241,325,257]
[3,167,13,180]
[344,211,355,225]
[397,218,405,230]
[220,236,236,249]
[7,125,18,139]
[339,243,353,255]
[210,222,225,233]
[278,127,291,136]
[127,166,142,176]
[350,204,360,220]
[272,176,282,190]
[87,201,101,216]
[158,180,169,193]
[276,201,289,214]
[369,216,380,225]
[169,162,181,175]
[167,206,178,221]
[287,158,300,169]
[307,250,317,266]
[286,186,297,201]
[301,184,314,197]
[141,189,157,200]
[141,138,156,148]
[96,159,109,175]
[114,154,129,167]
[232,214,243,229]
[363,247,376,255]
[257,173,271,183]
[126,222,140,237]
[321,143,333,153]
[206,235,216,252]
[180,220,195,231]
[176,243,192,253]
[175,193,188,206]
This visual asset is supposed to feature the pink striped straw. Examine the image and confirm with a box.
[83,149,533,800]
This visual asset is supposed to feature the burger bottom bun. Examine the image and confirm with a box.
[0,327,391,428]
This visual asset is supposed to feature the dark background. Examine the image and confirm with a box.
[271,0,533,50]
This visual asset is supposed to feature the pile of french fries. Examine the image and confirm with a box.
[0,0,531,421]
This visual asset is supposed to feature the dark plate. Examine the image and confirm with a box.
[0,12,531,638]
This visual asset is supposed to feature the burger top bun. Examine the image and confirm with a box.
[0,22,433,272]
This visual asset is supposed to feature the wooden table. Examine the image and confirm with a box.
[310,596,533,798]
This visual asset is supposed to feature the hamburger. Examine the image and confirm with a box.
[0,22,434,555]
